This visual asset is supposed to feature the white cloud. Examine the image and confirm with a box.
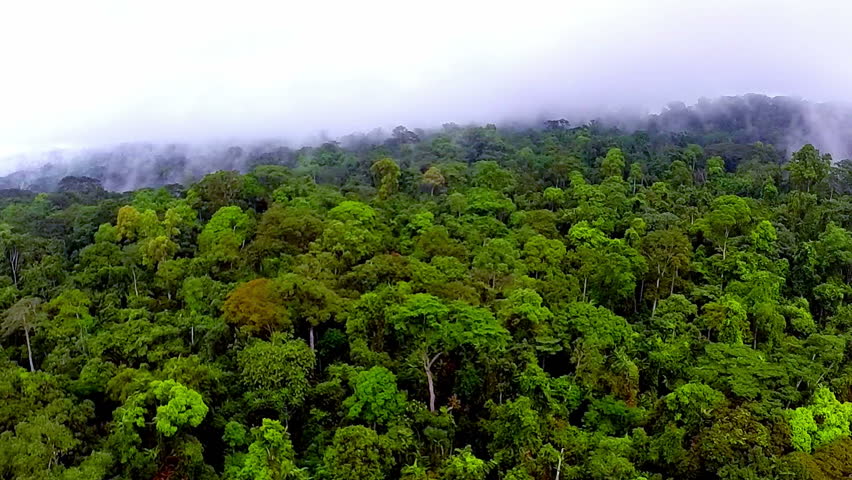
[0,0,850,159]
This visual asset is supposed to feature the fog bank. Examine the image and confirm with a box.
[2,1,852,163]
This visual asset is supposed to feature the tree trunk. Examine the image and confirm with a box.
[555,448,565,480]
[8,248,19,289]
[753,321,759,349]
[670,267,678,296]
[654,271,661,312]
[24,326,34,372]
[309,326,315,350]
[423,352,441,412]
[131,267,139,297]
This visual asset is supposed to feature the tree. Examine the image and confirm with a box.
[553,302,638,402]
[390,294,509,411]
[439,446,490,480]
[139,234,178,269]
[343,366,407,425]
[692,406,776,474]
[465,188,516,220]
[422,167,446,196]
[649,294,697,339]
[696,195,751,260]
[321,426,392,480]
[707,156,725,178]
[1,297,44,372]
[628,163,643,194]
[668,160,693,187]
[0,224,24,288]
[150,379,209,437]
[248,165,293,193]
[600,148,626,179]
[787,387,852,453]
[250,205,324,260]
[682,143,704,175]
[485,396,542,467]
[413,226,467,261]
[472,161,516,193]
[690,343,788,401]
[224,278,289,335]
[497,288,553,344]
[107,379,209,476]
[189,170,254,219]
[701,295,749,344]
[313,201,383,271]
[276,273,344,349]
[198,205,254,266]
[542,187,564,210]
[371,158,401,200]
[788,144,831,193]
[663,382,727,430]
[0,413,81,478]
[642,228,691,313]
[473,238,520,289]
[155,258,190,301]
[812,223,852,284]
[238,335,315,414]
[226,418,307,480]
[569,222,646,305]
[522,235,566,279]
[45,288,94,355]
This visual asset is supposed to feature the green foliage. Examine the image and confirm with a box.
[664,382,727,428]
[787,387,852,453]
[485,396,542,466]
[198,205,254,264]
[224,278,289,335]
[787,144,831,193]
[151,379,209,436]
[2,115,852,479]
[371,158,401,200]
[601,147,626,179]
[439,446,490,480]
[226,419,307,480]
[343,366,407,424]
[321,425,392,480]
[238,336,316,413]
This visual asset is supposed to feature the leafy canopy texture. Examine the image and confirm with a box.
[3,111,852,479]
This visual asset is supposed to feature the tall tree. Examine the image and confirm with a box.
[787,144,831,193]
[1,297,44,372]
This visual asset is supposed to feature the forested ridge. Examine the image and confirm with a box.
[4,115,852,480]
[3,94,851,193]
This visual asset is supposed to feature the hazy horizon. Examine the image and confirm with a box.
[2,1,852,161]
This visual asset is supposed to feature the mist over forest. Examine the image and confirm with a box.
[2,94,850,193]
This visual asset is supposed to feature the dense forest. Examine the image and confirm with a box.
[2,94,851,193]
[4,101,852,480]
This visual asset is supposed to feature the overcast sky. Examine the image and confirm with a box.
[1,0,851,158]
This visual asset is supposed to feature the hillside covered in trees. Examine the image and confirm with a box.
[2,94,852,193]
[4,111,852,480]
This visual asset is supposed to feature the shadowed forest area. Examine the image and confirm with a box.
[3,97,852,479]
